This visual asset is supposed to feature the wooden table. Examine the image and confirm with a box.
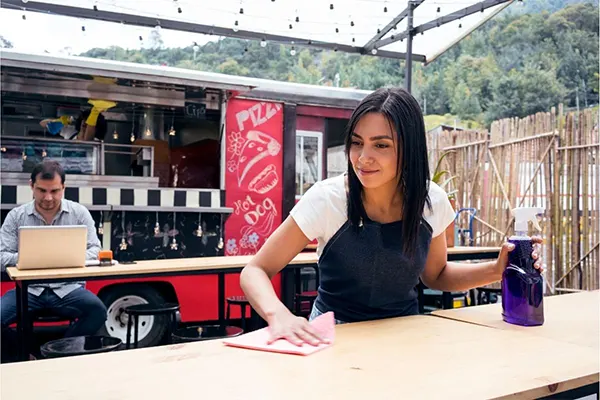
[432,290,600,349]
[1,313,597,399]
[6,253,319,361]
[304,244,501,260]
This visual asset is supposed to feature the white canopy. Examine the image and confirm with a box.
[1,0,514,63]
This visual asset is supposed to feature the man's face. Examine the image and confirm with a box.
[30,174,64,212]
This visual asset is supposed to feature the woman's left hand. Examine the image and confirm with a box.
[494,236,544,278]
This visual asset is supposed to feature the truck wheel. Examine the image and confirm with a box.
[98,285,172,348]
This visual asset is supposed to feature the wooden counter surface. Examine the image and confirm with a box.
[6,252,319,281]
[432,290,599,349]
[1,314,597,400]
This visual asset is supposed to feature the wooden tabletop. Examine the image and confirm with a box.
[432,291,600,349]
[7,247,500,282]
[446,245,500,254]
[1,314,597,400]
[6,252,319,281]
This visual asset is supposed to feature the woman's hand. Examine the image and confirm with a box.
[494,236,544,278]
[265,308,329,347]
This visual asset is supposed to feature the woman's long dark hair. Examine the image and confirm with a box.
[345,87,431,256]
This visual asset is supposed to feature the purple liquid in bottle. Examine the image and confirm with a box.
[501,237,544,326]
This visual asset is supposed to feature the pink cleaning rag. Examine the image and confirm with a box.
[222,311,335,356]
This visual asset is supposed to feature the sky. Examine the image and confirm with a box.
[0,0,512,60]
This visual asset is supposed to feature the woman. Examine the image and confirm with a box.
[240,87,543,346]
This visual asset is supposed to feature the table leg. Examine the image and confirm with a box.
[280,266,295,311]
[442,291,453,310]
[218,272,225,332]
[16,282,30,361]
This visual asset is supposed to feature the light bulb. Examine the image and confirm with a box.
[41,149,47,157]
[145,128,152,136]
[22,0,28,3]
[371,48,378,55]
[169,127,176,136]
[0,147,6,152]
[193,45,199,52]
[98,223,104,235]
[112,130,118,140]
[260,39,267,47]
[217,237,224,250]
[290,47,296,56]
[155,24,161,31]
[194,224,203,237]
[119,238,127,250]
[170,238,178,250]
[154,222,160,235]
[130,133,135,142]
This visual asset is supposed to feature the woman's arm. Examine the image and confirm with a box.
[421,233,543,292]
[240,216,327,346]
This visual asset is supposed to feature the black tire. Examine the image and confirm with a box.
[97,284,170,348]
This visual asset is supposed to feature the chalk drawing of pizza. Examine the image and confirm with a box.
[236,130,281,193]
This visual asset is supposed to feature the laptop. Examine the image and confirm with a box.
[17,225,88,270]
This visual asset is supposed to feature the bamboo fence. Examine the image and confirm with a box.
[428,106,599,293]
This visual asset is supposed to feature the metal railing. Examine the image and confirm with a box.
[0,135,154,177]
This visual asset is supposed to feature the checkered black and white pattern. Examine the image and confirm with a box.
[0,185,226,211]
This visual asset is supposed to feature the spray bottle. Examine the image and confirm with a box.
[501,207,544,326]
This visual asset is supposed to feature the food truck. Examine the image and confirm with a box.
[0,49,370,347]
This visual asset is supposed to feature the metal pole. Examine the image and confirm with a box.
[405,1,414,93]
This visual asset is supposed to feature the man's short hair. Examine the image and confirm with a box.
[30,160,66,184]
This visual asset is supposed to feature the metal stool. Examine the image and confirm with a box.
[40,336,121,359]
[226,296,251,332]
[294,290,318,316]
[125,303,180,349]
[171,325,243,343]
[476,288,502,305]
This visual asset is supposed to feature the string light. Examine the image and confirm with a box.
[290,46,296,56]
[113,129,119,140]
[260,38,267,47]
[169,126,176,136]
[233,20,239,32]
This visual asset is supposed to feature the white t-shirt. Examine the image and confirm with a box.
[290,174,456,256]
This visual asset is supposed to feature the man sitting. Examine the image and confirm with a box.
[1,160,107,361]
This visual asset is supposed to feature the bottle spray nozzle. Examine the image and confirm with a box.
[512,207,544,234]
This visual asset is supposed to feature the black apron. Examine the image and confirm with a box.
[314,216,433,323]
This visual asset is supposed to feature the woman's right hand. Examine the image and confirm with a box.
[265,308,329,347]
